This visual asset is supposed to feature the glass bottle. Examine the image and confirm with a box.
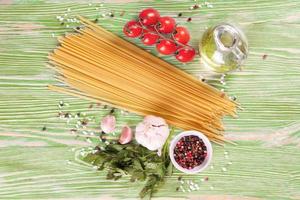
[200,23,248,73]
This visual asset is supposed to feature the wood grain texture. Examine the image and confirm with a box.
[0,0,299,199]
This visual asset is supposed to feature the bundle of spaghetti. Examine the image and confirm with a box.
[48,16,238,143]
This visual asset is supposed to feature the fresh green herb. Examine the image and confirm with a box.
[83,128,175,199]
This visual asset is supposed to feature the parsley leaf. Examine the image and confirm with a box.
[82,128,175,199]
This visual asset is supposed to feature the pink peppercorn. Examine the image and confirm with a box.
[173,135,207,169]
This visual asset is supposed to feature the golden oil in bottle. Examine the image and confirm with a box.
[200,23,248,73]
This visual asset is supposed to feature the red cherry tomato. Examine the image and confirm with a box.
[173,26,190,45]
[175,47,196,62]
[156,39,177,55]
[139,8,160,26]
[157,16,176,34]
[141,30,160,46]
[123,20,143,38]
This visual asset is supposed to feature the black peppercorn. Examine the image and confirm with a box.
[174,135,207,169]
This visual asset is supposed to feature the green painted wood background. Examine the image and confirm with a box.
[0,0,300,199]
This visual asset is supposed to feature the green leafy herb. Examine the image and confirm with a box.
[82,128,175,199]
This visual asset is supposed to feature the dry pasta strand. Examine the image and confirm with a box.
[48,16,238,143]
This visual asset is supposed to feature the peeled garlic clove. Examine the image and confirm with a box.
[101,115,116,133]
[119,126,133,144]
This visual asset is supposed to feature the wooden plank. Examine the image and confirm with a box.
[0,0,299,199]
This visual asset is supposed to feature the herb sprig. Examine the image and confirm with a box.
[83,128,175,199]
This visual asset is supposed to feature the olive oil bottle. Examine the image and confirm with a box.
[200,23,248,73]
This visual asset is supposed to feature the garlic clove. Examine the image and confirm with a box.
[101,115,116,133]
[119,126,133,144]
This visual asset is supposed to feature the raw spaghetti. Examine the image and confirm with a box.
[48,16,238,143]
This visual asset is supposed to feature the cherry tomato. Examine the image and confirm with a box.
[123,20,143,38]
[156,39,177,55]
[139,8,160,26]
[157,16,176,34]
[141,30,160,46]
[173,26,190,45]
[175,47,196,62]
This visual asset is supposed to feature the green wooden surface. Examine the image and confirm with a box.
[0,0,300,199]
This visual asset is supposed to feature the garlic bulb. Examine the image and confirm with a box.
[135,115,169,151]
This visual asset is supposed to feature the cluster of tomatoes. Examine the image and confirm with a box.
[123,8,196,63]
